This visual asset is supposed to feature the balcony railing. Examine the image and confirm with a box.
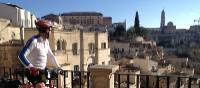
[1,67,200,88]
[0,67,90,88]
[115,73,200,88]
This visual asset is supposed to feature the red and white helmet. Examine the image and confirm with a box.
[35,20,52,33]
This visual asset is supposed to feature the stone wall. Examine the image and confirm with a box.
[0,22,21,44]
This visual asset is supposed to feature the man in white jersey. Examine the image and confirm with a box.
[18,20,60,87]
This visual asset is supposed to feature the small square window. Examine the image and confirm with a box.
[101,42,106,49]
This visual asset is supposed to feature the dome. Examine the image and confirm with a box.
[135,36,144,42]
[167,21,174,26]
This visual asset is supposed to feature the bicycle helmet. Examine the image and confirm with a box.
[35,20,52,33]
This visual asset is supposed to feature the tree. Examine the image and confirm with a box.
[140,27,149,38]
[125,11,149,39]
[134,11,141,36]
[126,26,135,38]
[134,11,140,28]
[113,25,126,38]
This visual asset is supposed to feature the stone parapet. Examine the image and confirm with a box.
[89,65,119,88]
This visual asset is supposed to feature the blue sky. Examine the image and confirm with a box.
[1,0,200,29]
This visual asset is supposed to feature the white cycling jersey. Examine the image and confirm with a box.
[18,35,60,69]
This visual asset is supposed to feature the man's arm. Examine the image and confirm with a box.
[18,38,36,68]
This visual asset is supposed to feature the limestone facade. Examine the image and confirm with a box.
[0,18,21,44]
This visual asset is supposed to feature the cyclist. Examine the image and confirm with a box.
[18,20,60,88]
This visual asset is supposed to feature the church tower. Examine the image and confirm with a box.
[160,9,165,30]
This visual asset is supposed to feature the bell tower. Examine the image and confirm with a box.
[160,9,165,30]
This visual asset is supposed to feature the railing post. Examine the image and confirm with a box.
[64,71,66,88]
[88,65,118,88]
[9,68,12,80]
[118,74,120,88]
[127,74,130,88]
[15,71,18,80]
[79,71,82,88]
[56,75,59,88]
[22,71,25,84]
[188,77,191,88]
[156,76,159,88]
[146,75,149,88]
[4,67,6,77]
[167,76,170,88]
[176,77,180,88]
[136,75,139,88]
[87,72,90,88]
[71,71,74,88]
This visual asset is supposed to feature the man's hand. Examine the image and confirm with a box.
[26,67,39,76]
[26,64,39,76]
[57,67,64,75]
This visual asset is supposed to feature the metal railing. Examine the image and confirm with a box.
[115,73,200,88]
[1,67,200,88]
[63,70,90,88]
[0,67,90,88]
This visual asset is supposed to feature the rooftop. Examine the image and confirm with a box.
[0,3,23,9]
[61,12,103,16]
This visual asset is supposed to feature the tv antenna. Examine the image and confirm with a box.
[194,17,200,25]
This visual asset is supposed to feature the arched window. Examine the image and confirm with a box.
[57,40,62,50]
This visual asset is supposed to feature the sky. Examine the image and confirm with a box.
[1,0,200,29]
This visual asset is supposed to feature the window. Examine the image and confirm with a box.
[74,65,79,71]
[101,42,106,49]
[88,43,95,54]
[72,43,78,55]
[74,65,79,76]
[102,62,105,65]
[57,40,62,50]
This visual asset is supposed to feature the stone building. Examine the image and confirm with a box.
[109,36,163,61]
[42,12,112,26]
[102,17,112,25]
[0,3,37,28]
[41,14,59,24]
